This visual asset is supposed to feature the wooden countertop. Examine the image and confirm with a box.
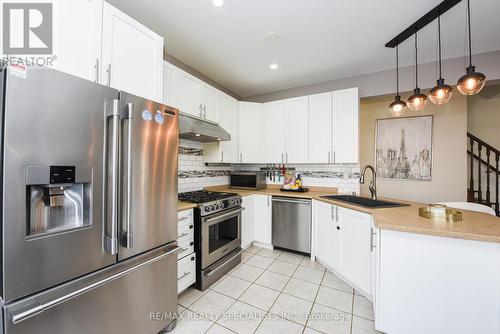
[177,201,197,212]
[205,185,500,243]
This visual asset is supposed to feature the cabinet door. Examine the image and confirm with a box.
[239,102,263,163]
[333,88,359,163]
[261,101,286,163]
[309,92,333,163]
[52,0,102,82]
[177,70,203,117]
[285,97,309,163]
[338,207,372,294]
[218,93,239,163]
[202,85,219,122]
[253,195,271,245]
[162,61,178,107]
[314,201,340,270]
[241,195,255,249]
[101,2,164,101]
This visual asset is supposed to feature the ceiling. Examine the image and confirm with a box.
[108,0,500,98]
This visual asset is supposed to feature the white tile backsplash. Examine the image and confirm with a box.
[178,140,360,194]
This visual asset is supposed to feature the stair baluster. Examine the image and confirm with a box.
[478,143,482,203]
[469,137,474,195]
[486,148,491,204]
[496,153,499,216]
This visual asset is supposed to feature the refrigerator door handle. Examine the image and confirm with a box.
[8,245,183,325]
[104,100,120,255]
[120,102,134,249]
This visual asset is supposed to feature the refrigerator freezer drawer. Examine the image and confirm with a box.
[3,244,181,334]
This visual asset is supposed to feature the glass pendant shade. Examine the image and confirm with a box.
[457,66,486,95]
[389,95,407,116]
[429,78,453,105]
[407,88,428,111]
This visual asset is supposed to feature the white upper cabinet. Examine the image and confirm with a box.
[285,97,309,163]
[262,101,286,163]
[177,70,203,117]
[309,92,333,163]
[101,2,163,101]
[52,0,103,82]
[162,61,178,107]
[333,87,359,163]
[239,102,263,163]
[202,85,219,121]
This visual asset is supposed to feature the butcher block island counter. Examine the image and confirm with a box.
[204,185,500,334]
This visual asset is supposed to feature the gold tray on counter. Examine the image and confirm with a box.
[419,204,462,222]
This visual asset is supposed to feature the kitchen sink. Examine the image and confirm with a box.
[321,195,410,209]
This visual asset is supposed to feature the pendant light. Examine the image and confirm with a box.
[407,32,428,111]
[389,45,407,116]
[457,0,486,95]
[429,16,453,105]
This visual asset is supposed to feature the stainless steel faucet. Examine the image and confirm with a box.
[360,165,377,200]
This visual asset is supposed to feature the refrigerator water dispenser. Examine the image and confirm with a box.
[26,166,92,237]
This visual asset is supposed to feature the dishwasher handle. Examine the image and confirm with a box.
[272,197,311,205]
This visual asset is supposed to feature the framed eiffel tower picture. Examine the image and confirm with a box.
[375,115,433,181]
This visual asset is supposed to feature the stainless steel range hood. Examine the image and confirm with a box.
[179,113,231,143]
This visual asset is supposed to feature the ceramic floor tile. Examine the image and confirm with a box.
[178,304,186,314]
[269,293,313,325]
[292,266,325,285]
[303,327,324,334]
[306,303,351,334]
[256,248,283,259]
[238,283,280,311]
[255,315,305,334]
[283,278,320,302]
[205,323,236,334]
[217,301,265,334]
[178,287,206,307]
[255,271,290,291]
[277,252,305,265]
[189,290,236,321]
[315,286,354,314]
[299,258,326,271]
[322,272,354,294]
[245,254,275,269]
[351,315,384,334]
[230,264,265,282]
[245,245,262,254]
[241,251,254,263]
[212,275,252,299]
[267,260,299,277]
[353,295,375,321]
[171,310,214,334]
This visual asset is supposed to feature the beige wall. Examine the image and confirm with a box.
[467,84,500,150]
[359,90,468,203]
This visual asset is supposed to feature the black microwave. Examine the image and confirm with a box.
[229,172,266,190]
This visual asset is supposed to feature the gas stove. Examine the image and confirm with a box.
[178,190,242,216]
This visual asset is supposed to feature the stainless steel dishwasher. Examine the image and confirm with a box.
[272,196,311,254]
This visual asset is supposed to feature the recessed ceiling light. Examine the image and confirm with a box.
[212,0,224,7]
[265,32,279,42]
[270,63,278,70]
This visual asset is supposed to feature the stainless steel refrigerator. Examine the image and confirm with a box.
[0,67,180,334]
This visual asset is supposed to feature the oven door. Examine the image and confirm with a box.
[201,207,243,269]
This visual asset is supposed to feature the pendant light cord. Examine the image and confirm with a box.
[414,32,418,88]
[438,16,442,79]
[396,45,399,95]
[467,0,472,67]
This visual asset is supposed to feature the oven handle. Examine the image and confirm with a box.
[203,207,245,224]
[204,249,244,277]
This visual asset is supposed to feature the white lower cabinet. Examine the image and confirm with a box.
[177,209,196,294]
[313,200,374,298]
[241,195,255,249]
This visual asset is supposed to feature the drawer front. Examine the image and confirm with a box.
[177,235,194,259]
[178,209,193,227]
[177,222,194,239]
[177,253,196,293]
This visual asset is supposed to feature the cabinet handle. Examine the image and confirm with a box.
[94,59,99,83]
[106,64,111,87]
[328,151,331,164]
[177,232,189,238]
[189,225,193,229]
[281,153,284,164]
[240,153,243,163]
[336,226,340,230]
[178,272,190,280]
[199,104,203,117]
[336,206,339,222]
[203,105,207,118]
[190,242,194,246]
[370,227,377,252]
[333,151,336,163]
[331,206,335,220]
[267,196,270,207]
[286,153,288,164]
[221,151,224,162]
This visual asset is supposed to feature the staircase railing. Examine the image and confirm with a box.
[467,132,500,216]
